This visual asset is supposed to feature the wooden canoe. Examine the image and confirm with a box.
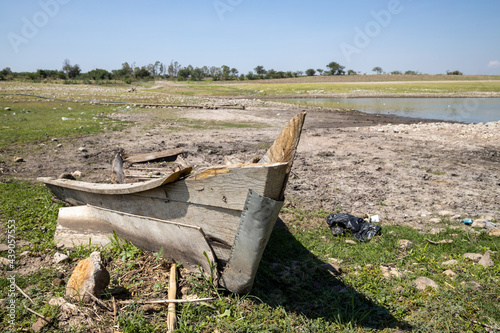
[38,112,306,293]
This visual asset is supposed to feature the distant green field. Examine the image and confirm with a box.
[166,80,500,98]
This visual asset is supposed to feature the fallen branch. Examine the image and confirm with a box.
[112,296,117,323]
[23,305,51,324]
[15,283,35,305]
[116,297,216,305]
[85,291,112,312]
[426,239,453,245]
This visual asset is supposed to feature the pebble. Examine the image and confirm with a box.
[443,269,456,278]
[471,221,486,228]
[429,218,441,224]
[398,239,414,250]
[321,263,342,275]
[488,229,500,237]
[0,243,9,251]
[14,157,24,162]
[478,251,495,268]
[438,210,454,217]
[53,252,69,264]
[380,265,401,278]
[413,277,439,291]
[72,170,82,178]
[345,240,357,245]
[463,253,482,262]
[442,259,458,266]
[0,257,10,266]
[78,147,88,152]
[429,228,446,234]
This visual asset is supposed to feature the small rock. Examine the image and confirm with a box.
[66,251,110,302]
[78,147,88,152]
[51,138,58,142]
[52,278,64,286]
[429,218,441,224]
[398,239,414,250]
[471,221,486,228]
[4,107,11,110]
[57,271,65,279]
[32,317,50,332]
[463,253,482,262]
[414,277,439,291]
[478,251,495,268]
[328,258,343,264]
[14,157,24,162]
[20,250,30,257]
[365,264,374,270]
[442,259,458,266]
[443,269,456,278]
[49,297,77,314]
[380,265,401,278]
[56,144,63,148]
[488,229,500,237]
[438,210,454,217]
[53,252,69,264]
[0,243,9,251]
[345,240,357,245]
[429,228,446,234]
[72,170,82,178]
[58,173,76,180]
[321,264,342,275]
[0,257,10,266]
[468,281,483,291]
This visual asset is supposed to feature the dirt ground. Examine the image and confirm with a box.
[2,100,499,229]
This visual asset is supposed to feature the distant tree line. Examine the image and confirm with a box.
[0,59,463,84]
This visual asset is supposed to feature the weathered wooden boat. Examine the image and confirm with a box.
[38,112,306,293]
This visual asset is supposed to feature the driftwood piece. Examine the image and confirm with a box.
[168,265,177,332]
[122,148,183,164]
[111,153,124,184]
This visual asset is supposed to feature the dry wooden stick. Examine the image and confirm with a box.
[116,297,216,305]
[23,304,51,324]
[85,291,112,312]
[15,283,35,305]
[168,264,178,332]
[112,296,117,323]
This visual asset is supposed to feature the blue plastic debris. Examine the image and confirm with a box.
[462,219,473,225]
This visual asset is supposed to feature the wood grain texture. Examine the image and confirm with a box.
[55,205,217,273]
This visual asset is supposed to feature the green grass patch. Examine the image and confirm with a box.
[0,100,131,149]
[0,180,62,252]
[154,80,500,98]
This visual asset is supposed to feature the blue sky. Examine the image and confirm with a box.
[1,0,499,75]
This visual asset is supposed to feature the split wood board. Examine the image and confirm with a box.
[55,205,216,273]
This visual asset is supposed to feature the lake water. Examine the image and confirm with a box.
[277,98,500,123]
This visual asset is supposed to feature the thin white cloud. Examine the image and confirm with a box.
[488,60,500,68]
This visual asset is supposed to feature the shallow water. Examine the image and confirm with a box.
[277,98,500,123]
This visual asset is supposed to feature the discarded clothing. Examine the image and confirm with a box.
[326,213,381,242]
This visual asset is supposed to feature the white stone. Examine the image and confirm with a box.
[463,253,482,262]
[53,252,69,265]
[414,277,439,291]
